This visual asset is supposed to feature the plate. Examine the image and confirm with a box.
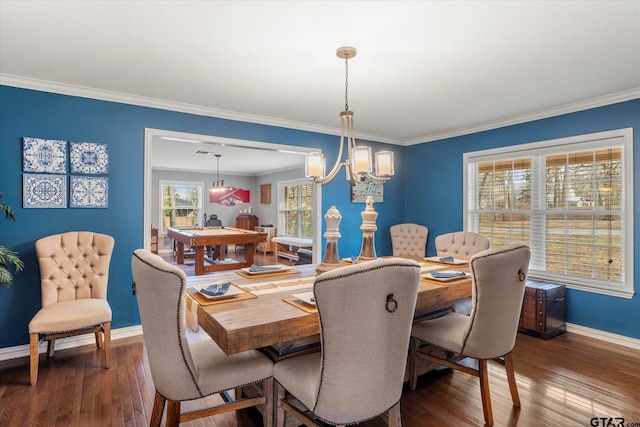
[423,270,468,282]
[341,257,358,263]
[292,291,316,306]
[425,256,469,266]
[240,265,288,275]
[190,282,244,300]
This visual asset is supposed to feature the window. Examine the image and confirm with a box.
[465,128,633,298]
[159,180,203,234]
[278,179,313,238]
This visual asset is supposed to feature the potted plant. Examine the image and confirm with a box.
[0,193,24,287]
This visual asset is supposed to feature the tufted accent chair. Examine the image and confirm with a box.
[28,231,114,385]
[131,249,274,427]
[390,223,429,257]
[274,258,421,427]
[435,231,490,260]
[409,243,531,426]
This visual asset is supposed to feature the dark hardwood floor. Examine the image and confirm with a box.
[2,250,639,426]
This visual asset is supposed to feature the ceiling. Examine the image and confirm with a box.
[1,1,639,175]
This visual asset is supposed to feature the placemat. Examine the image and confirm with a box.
[235,268,302,279]
[282,296,318,313]
[240,278,314,295]
[186,285,257,306]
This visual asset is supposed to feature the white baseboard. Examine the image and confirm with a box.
[0,325,143,362]
[566,323,640,351]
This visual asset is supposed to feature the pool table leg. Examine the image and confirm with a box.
[194,246,205,276]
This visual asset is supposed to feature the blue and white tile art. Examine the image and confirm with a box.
[70,176,108,208]
[70,142,109,174]
[23,174,67,208]
[22,137,67,173]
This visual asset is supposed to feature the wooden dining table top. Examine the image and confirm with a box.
[187,258,472,358]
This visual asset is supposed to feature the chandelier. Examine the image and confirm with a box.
[209,154,226,193]
[305,46,394,185]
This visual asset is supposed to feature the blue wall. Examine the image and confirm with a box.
[405,99,640,339]
[0,85,405,348]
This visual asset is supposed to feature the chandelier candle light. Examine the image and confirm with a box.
[210,154,226,193]
[305,46,395,185]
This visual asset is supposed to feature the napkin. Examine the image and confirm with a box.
[430,270,465,279]
[439,256,455,262]
[201,282,232,296]
[249,264,281,272]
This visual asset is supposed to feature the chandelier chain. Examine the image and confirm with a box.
[344,55,349,111]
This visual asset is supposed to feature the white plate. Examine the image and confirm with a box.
[423,270,467,282]
[190,283,244,299]
[292,291,316,305]
[341,257,357,263]
[240,265,287,275]
[425,256,469,266]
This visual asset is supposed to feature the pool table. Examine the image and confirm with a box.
[167,227,266,275]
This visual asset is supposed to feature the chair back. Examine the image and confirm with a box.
[36,231,114,307]
[206,215,222,227]
[461,243,530,359]
[390,223,428,257]
[435,231,490,260]
[312,258,421,423]
[131,249,201,400]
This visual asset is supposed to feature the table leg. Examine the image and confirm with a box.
[194,246,205,276]
[176,242,185,264]
[244,243,256,266]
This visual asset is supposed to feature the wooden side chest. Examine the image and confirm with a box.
[518,280,566,340]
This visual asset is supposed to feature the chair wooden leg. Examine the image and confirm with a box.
[262,377,274,427]
[388,402,402,427]
[503,352,520,407]
[103,321,111,369]
[166,400,180,427]
[150,391,166,427]
[478,359,494,426]
[275,381,286,427]
[408,337,419,391]
[47,339,55,358]
[95,330,103,349]
[29,333,39,385]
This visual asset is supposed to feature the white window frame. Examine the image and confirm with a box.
[464,128,634,298]
[159,180,204,234]
[277,178,314,238]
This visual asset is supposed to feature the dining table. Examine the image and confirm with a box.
[185,257,473,363]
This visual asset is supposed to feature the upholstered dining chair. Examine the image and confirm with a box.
[273,258,421,427]
[390,223,429,257]
[408,243,531,426]
[435,231,490,315]
[131,249,274,427]
[29,231,114,385]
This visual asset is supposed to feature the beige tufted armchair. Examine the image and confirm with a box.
[274,258,421,427]
[29,231,114,385]
[390,223,429,257]
[409,243,531,426]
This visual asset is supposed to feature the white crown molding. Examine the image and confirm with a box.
[0,74,402,145]
[405,87,640,145]
[1,74,638,147]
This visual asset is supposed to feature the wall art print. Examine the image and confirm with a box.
[23,174,67,208]
[210,187,250,206]
[70,141,109,174]
[22,137,67,173]
[351,177,383,203]
[70,176,109,208]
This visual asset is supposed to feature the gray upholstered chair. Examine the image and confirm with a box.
[273,258,421,427]
[131,249,273,427]
[408,243,531,426]
[390,223,429,257]
[29,231,114,385]
[435,231,490,315]
[435,230,490,260]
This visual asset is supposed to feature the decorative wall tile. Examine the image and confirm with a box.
[70,142,109,174]
[22,137,67,173]
[70,176,108,208]
[23,174,67,208]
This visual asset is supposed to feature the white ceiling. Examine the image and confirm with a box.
[1,1,639,175]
